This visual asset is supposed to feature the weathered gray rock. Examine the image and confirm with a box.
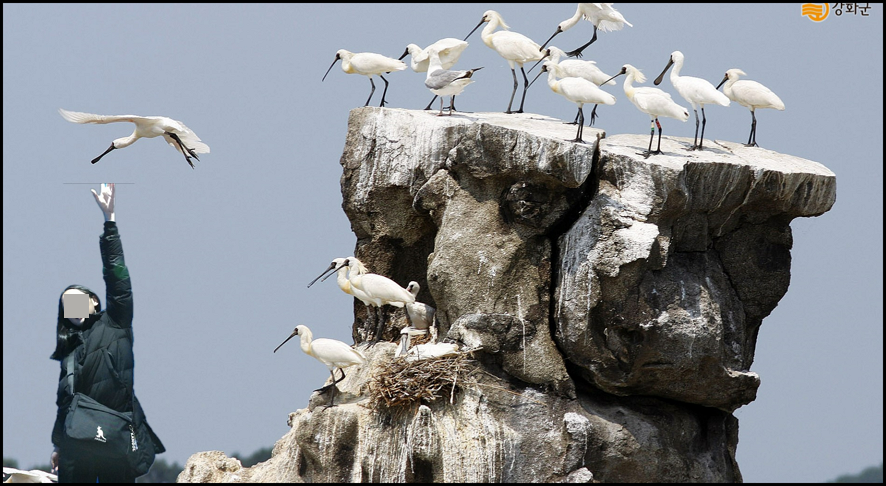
[178,108,835,483]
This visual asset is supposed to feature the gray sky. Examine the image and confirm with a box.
[3,3,882,482]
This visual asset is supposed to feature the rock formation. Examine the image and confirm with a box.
[178,108,836,483]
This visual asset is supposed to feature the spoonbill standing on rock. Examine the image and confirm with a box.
[274,325,367,407]
[424,47,483,116]
[603,64,689,158]
[539,3,633,58]
[464,10,545,114]
[323,49,407,108]
[716,68,785,147]
[58,108,209,169]
[530,61,616,143]
[653,51,730,150]
[399,38,470,110]
[340,258,415,343]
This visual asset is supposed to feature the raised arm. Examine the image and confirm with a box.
[93,184,133,327]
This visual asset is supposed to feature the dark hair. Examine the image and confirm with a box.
[50,285,101,361]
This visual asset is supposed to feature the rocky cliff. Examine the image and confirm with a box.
[178,108,836,483]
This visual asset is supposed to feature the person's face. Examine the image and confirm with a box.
[63,289,97,326]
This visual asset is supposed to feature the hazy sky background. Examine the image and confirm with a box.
[3,3,882,482]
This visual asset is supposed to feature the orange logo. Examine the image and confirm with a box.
[802,3,830,22]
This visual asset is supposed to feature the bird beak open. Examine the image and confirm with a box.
[654,58,674,86]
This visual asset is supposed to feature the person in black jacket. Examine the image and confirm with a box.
[50,183,164,482]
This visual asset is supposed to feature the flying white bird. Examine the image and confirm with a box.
[424,47,483,116]
[399,38,470,110]
[653,51,730,150]
[2,467,57,483]
[716,68,785,147]
[58,108,209,169]
[604,64,689,158]
[274,324,367,407]
[539,3,633,58]
[323,49,407,108]
[530,61,616,143]
[464,10,545,114]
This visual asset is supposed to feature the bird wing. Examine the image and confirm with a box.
[425,69,471,90]
[59,108,144,125]
[163,121,210,154]
[311,338,367,366]
[357,274,415,306]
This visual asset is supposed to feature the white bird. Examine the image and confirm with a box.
[274,324,367,407]
[424,47,483,116]
[405,342,460,362]
[464,10,545,114]
[3,467,57,483]
[653,51,730,150]
[322,49,407,108]
[399,38,470,110]
[716,68,785,147]
[539,3,633,58]
[531,46,616,125]
[530,61,616,143]
[308,256,373,303]
[404,281,435,332]
[343,257,415,343]
[58,108,209,169]
[397,281,437,357]
[396,325,428,358]
[604,64,689,158]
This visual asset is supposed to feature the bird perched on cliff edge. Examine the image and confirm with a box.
[716,68,784,148]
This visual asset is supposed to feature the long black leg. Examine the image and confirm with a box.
[365,78,376,107]
[566,26,598,58]
[655,118,664,153]
[687,108,700,150]
[424,95,438,111]
[698,106,707,150]
[641,120,655,158]
[91,143,116,164]
[571,106,584,142]
[746,110,758,147]
[516,66,530,113]
[168,132,197,169]
[506,68,518,113]
[450,95,457,112]
[588,104,599,127]
[379,75,390,107]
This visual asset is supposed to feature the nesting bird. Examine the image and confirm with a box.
[539,3,633,58]
[716,68,785,147]
[274,324,367,407]
[322,49,407,107]
[464,10,545,114]
[424,47,483,116]
[604,64,689,158]
[653,51,730,150]
[399,38,470,110]
[530,61,616,143]
[396,281,437,357]
[58,108,209,169]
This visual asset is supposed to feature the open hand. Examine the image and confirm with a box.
[91,183,115,222]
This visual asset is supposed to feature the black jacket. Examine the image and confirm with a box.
[52,221,164,455]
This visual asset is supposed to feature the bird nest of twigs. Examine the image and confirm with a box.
[367,351,478,410]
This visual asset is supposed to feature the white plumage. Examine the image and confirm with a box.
[653,51,730,150]
[274,324,367,407]
[58,108,209,169]
[322,49,407,107]
[3,467,57,483]
[464,10,545,114]
[716,68,784,147]
[605,64,689,157]
[531,61,616,142]
[540,3,633,58]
